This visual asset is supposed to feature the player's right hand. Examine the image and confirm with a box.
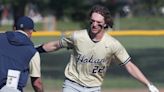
[147,83,159,92]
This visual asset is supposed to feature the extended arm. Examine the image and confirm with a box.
[125,61,149,85]
[36,36,75,53]
[124,61,159,92]
[113,40,159,92]
[36,40,61,53]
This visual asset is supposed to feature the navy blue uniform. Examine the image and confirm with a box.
[0,31,36,91]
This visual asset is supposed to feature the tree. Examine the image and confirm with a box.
[1,0,46,27]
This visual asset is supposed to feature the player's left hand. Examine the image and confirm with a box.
[147,84,159,92]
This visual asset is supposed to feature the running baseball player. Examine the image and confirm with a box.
[37,5,159,92]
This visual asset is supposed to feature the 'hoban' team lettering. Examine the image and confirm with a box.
[76,53,107,64]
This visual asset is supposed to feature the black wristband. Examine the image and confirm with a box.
[36,45,46,53]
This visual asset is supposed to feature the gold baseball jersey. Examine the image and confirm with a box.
[60,29,131,87]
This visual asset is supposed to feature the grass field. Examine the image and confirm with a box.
[1,16,164,91]
[32,36,164,49]
[1,16,164,31]
[24,77,164,92]
[27,36,164,92]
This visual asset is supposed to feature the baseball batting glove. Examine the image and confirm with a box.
[147,83,159,92]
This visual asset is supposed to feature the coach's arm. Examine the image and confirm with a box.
[29,51,44,92]
[124,61,159,92]
[31,77,44,92]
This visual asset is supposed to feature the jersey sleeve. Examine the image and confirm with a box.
[113,40,131,66]
[59,32,75,49]
[29,52,41,77]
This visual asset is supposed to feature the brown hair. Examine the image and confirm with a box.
[89,5,113,28]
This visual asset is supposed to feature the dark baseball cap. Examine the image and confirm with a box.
[16,16,35,31]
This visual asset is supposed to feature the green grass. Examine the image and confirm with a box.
[114,16,164,30]
[32,36,58,45]
[114,36,164,49]
[25,36,164,91]
[0,20,81,32]
[56,20,81,31]
[102,77,144,88]
[25,78,63,91]
[25,77,163,91]
[0,24,13,31]
[32,36,164,49]
[1,16,164,31]
[0,22,44,31]
[27,77,143,89]
[32,36,164,80]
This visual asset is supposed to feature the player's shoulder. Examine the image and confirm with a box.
[61,29,86,39]
[73,29,87,34]
[104,32,124,49]
[104,32,119,43]
[73,29,88,37]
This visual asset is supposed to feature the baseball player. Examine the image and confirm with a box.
[37,5,159,92]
